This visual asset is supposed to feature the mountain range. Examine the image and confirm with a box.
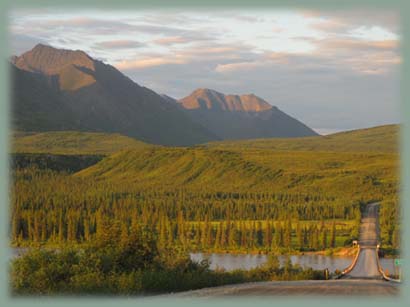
[175,88,317,139]
[11,44,317,146]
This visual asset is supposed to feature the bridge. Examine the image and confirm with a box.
[339,202,398,281]
[170,203,400,297]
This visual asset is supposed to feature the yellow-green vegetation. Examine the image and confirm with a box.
[185,219,356,254]
[11,127,399,253]
[9,125,400,294]
[12,131,150,155]
[379,197,400,254]
[76,146,397,204]
[11,166,362,251]
[11,233,325,296]
[207,124,398,153]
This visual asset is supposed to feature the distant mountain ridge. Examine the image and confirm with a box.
[12,44,95,75]
[175,88,318,140]
[11,44,217,146]
[12,44,97,92]
[11,44,318,145]
[179,88,272,112]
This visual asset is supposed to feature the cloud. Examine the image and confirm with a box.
[115,56,188,70]
[184,46,240,55]
[301,9,399,34]
[141,13,212,27]
[151,30,214,45]
[214,52,290,73]
[8,34,45,56]
[317,38,398,52]
[27,17,137,34]
[234,15,265,23]
[123,49,399,131]
[153,36,189,45]
[114,42,255,71]
[13,16,208,38]
[340,51,401,75]
[177,42,258,61]
[309,18,351,34]
[215,61,264,73]
[95,40,144,49]
[9,9,400,132]
[306,36,401,75]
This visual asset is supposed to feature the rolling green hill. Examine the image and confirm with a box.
[206,124,399,153]
[12,131,151,155]
[76,147,280,190]
[12,125,398,156]
[11,123,400,257]
[76,145,398,200]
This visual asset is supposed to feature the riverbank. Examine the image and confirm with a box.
[187,246,358,257]
[305,247,357,257]
[10,243,359,259]
[10,245,327,296]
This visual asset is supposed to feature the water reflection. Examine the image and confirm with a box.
[190,252,396,273]
[11,248,396,275]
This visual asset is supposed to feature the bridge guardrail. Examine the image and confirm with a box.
[376,246,401,283]
[373,203,400,283]
[335,245,361,279]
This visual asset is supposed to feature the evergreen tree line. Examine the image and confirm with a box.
[10,167,368,251]
[379,198,400,249]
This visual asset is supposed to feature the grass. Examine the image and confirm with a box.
[74,146,398,201]
[12,124,399,156]
[10,125,400,254]
[206,124,399,153]
[12,131,150,155]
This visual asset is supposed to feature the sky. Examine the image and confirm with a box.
[9,9,401,134]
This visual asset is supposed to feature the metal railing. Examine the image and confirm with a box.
[376,246,401,283]
[335,245,361,279]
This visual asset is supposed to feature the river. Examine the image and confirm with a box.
[11,248,397,275]
[190,252,396,274]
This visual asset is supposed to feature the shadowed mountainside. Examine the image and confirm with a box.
[11,44,218,146]
[12,44,320,146]
[173,88,318,140]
